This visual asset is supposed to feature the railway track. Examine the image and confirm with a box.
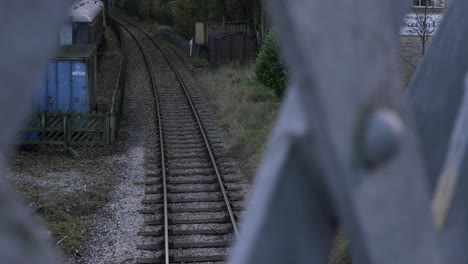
[112,15,245,263]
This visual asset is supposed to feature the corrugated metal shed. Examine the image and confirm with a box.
[195,21,249,46]
[209,32,257,64]
[34,45,97,113]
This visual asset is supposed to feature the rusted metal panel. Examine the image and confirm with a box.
[209,32,256,64]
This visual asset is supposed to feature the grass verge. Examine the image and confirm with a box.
[197,63,353,263]
[197,63,280,178]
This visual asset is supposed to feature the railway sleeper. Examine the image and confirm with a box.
[165,142,208,148]
[145,217,232,225]
[167,163,213,170]
[166,153,209,159]
[137,255,226,264]
[138,241,231,251]
[139,205,243,214]
[165,139,204,145]
[142,195,244,204]
[145,185,243,194]
[138,227,233,236]
[155,176,240,185]
[168,168,215,176]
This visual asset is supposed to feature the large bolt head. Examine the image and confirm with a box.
[361,109,405,169]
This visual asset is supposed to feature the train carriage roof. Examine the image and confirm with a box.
[71,0,103,23]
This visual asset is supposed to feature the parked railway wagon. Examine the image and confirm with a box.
[21,45,97,144]
[34,45,97,113]
[60,0,104,46]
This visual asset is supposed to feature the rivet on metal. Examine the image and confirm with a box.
[361,108,405,169]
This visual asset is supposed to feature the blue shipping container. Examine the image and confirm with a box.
[33,45,97,113]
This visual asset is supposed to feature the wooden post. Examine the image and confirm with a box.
[63,114,69,150]
[41,113,46,147]
[105,113,110,145]
[110,112,116,145]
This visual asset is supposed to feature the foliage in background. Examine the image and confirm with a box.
[174,0,204,38]
[174,0,249,39]
[115,0,174,24]
[255,32,287,97]
[115,0,249,39]
[115,0,139,16]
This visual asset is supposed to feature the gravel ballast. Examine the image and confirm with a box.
[82,27,159,263]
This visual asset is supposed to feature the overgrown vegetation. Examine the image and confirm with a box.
[10,149,118,257]
[198,64,280,176]
[198,63,352,263]
[255,32,287,97]
[330,231,352,264]
[23,187,108,255]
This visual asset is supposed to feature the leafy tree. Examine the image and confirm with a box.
[255,32,287,97]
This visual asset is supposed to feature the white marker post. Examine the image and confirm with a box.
[189,38,193,57]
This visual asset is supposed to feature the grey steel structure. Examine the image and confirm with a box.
[409,0,468,263]
[0,0,67,263]
[1,0,467,263]
[230,0,467,263]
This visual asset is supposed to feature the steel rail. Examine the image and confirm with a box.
[113,19,170,264]
[112,15,239,238]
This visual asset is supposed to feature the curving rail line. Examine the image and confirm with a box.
[112,14,238,264]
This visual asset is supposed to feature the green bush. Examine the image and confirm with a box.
[255,32,287,97]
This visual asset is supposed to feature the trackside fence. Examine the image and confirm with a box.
[20,16,126,147]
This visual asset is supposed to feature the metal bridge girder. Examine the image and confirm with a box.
[0,1,67,263]
[409,0,468,262]
[230,0,444,263]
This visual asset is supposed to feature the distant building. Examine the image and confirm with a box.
[401,0,446,36]
[400,1,447,84]
[413,0,446,8]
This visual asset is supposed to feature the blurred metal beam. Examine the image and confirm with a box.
[230,0,443,263]
[409,0,468,262]
[0,1,66,263]
[409,0,468,192]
